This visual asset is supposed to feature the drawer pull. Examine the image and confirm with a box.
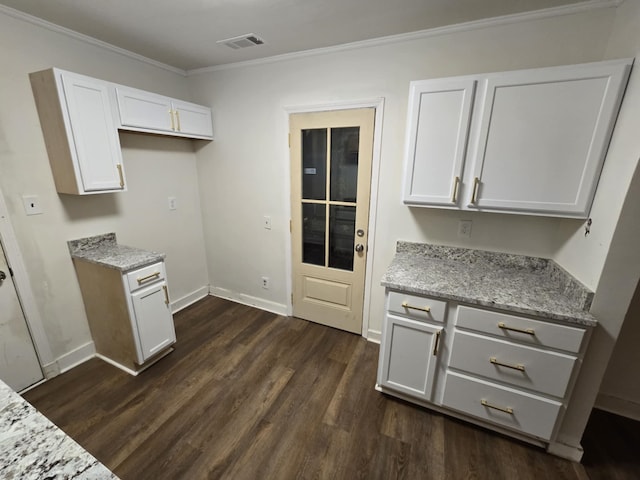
[433,330,442,356]
[498,322,535,336]
[401,301,431,313]
[490,356,525,372]
[163,285,170,305]
[451,176,460,203]
[481,399,513,415]
[137,272,161,284]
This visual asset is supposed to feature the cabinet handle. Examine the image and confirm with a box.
[451,176,460,203]
[116,164,125,188]
[470,177,480,204]
[175,110,181,131]
[490,356,525,372]
[170,109,175,130]
[433,330,442,356]
[481,399,513,415]
[163,285,170,305]
[137,272,161,284]
[401,301,430,313]
[498,322,535,336]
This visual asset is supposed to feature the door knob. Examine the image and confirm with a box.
[0,270,6,281]
[355,244,364,253]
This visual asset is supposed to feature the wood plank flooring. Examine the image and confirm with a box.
[23,296,639,479]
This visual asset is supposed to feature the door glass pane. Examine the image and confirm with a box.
[302,203,326,266]
[330,127,359,202]
[329,205,355,271]
[302,129,327,200]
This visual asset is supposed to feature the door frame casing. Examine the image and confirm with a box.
[0,186,55,377]
[284,98,385,341]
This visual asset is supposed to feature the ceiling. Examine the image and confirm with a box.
[0,0,601,72]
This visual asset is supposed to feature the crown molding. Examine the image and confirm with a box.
[0,0,623,77]
[187,0,622,76]
[0,4,187,76]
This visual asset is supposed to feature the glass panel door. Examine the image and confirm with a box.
[300,126,360,271]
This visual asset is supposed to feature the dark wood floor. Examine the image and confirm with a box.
[23,296,639,480]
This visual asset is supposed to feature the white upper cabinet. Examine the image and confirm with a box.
[30,69,126,194]
[403,78,476,206]
[115,86,213,139]
[402,59,633,218]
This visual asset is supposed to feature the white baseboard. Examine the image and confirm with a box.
[595,393,640,421]
[42,361,61,379]
[171,286,209,314]
[367,329,381,343]
[546,441,584,462]
[209,286,288,316]
[95,353,140,376]
[57,341,96,374]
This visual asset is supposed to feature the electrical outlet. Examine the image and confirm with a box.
[261,276,269,289]
[458,220,472,238]
[168,197,177,210]
[263,215,272,230]
[22,195,43,215]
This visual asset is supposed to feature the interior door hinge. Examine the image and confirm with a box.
[9,267,14,277]
[289,219,292,233]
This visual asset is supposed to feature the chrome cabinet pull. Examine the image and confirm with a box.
[401,301,431,313]
[481,399,513,414]
[498,322,535,336]
[137,272,161,285]
[490,356,525,372]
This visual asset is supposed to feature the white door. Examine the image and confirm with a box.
[172,100,213,138]
[0,240,43,391]
[403,77,476,207]
[290,108,375,334]
[468,61,631,217]
[378,314,443,402]
[131,281,175,362]
[61,72,125,192]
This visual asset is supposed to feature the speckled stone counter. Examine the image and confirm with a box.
[68,233,165,272]
[0,380,118,479]
[382,242,597,327]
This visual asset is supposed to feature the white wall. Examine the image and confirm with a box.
[0,12,209,366]
[188,7,614,338]
[551,0,640,448]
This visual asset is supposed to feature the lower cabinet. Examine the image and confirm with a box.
[378,314,443,402]
[73,259,176,374]
[377,289,590,448]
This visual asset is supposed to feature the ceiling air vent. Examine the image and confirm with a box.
[218,33,265,50]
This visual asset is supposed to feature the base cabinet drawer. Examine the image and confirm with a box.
[449,330,577,397]
[442,371,562,440]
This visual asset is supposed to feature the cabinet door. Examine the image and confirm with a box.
[115,86,173,133]
[60,73,125,192]
[172,99,213,138]
[403,78,476,206]
[468,61,631,217]
[378,314,443,402]
[131,281,176,362]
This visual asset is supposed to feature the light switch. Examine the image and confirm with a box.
[22,195,43,216]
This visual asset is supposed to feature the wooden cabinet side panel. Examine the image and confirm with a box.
[73,260,137,370]
[29,69,80,195]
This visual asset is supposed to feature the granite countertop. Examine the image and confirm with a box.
[0,380,118,479]
[68,233,165,272]
[382,242,597,327]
